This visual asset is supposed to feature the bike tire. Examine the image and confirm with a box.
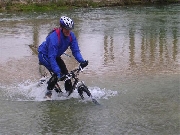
[77,84,91,99]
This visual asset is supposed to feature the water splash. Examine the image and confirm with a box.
[2,78,118,102]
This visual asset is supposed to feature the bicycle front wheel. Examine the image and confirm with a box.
[77,84,91,99]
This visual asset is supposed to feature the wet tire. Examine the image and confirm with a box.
[77,84,91,99]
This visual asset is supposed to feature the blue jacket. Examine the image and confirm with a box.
[38,28,84,76]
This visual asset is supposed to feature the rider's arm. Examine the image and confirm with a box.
[70,32,85,63]
[47,33,61,77]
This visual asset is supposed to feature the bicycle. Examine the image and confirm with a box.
[40,64,100,105]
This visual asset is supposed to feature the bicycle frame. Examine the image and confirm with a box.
[50,66,85,96]
[63,66,86,97]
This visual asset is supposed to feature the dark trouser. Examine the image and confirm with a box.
[47,57,72,92]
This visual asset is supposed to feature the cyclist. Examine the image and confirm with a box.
[38,16,88,98]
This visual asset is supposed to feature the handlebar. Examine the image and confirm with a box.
[64,65,84,81]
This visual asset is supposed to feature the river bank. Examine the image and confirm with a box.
[0,0,180,12]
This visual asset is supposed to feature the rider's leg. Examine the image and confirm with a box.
[38,54,73,96]
[38,53,55,97]
[38,53,52,72]
[56,57,73,94]
[65,79,73,95]
[56,57,68,74]
[47,74,58,90]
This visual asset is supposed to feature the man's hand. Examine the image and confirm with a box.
[80,60,88,69]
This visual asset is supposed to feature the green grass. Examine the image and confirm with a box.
[0,0,179,12]
[1,3,71,12]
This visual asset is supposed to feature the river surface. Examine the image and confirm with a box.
[0,4,179,135]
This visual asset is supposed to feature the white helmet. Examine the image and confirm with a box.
[60,16,74,30]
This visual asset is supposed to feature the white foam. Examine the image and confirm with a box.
[2,78,118,102]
